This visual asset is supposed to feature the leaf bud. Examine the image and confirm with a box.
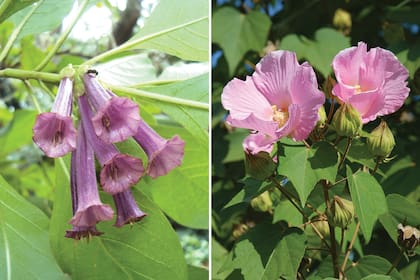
[311,216,330,238]
[331,103,362,137]
[366,120,395,157]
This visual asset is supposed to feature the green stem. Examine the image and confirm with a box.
[0,1,41,64]
[81,15,208,65]
[0,0,13,19]
[0,68,61,82]
[108,84,209,110]
[372,156,381,175]
[35,0,89,71]
[323,181,340,278]
[23,80,42,113]
[341,221,360,275]
[386,247,405,275]
[338,137,352,170]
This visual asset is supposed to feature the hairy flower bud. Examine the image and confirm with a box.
[327,196,355,228]
[316,106,327,130]
[331,103,362,137]
[250,191,272,212]
[367,120,395,157]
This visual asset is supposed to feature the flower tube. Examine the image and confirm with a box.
[78,94,144,194]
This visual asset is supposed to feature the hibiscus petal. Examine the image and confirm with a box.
[226,114,279,136]
[222,76,273,121]
[332,42,367,86]
[348,91,385,123]
[252,50,297,108]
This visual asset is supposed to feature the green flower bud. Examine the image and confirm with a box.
[333,8,352,32]
[250,191,272,212]
[366,120,395,157]
[331,103,362,137]
[59,64,75,79]
[311,216,330,238]
[327,196,355,228]
[244,151,276,180]
[316,105,327,130]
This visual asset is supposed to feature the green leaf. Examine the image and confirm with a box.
[361,275,392,280]
[188,265,208,280]
[0,175,66,279]
[212,238,231,280]
[273,199,303,226]
[212,7,271,75]
[221,224,306,280]
[0,0,38,23]
[346,167,388,242]
[0,109,37,157]
[20,35,55,71]
[49,157,188,280]
[140,125,209,229]
[8,0,73,40]
[278,141,338,206]
[223,178,272,209]
[96,53,157,86]
[386,5,420,24]
[279,28,350,77]
[128,0,208,61]
[141,74,208,147]
[345,255,402,280]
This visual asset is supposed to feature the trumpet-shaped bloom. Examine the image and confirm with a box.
[133,120,185,178]
[332,42,409,123]
[84,73,141,143]
[68,125,114,228]
[79,95,144,194]
[113,190,147,227]
[33,77,77,157]
[222,51,325,142]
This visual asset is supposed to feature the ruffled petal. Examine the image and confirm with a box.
[252,50,299,108]
[226,114,279,136]
[348,91,385,123]
[242,133,275,155]
[276,104,301,139]
[332,42,367,86]
[221,76,273,121]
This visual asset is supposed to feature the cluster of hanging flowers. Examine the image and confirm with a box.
[32,66,185,240]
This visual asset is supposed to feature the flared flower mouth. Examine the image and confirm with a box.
[70,204,114,227]
[92,96,141,143]
[65,226,103,240]
[100,154,144,195]
[113,190,147,227]
[147,135,185,178]
[32,113,77,157]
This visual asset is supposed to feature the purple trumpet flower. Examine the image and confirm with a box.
[69,122,114,228]
[83,73,141,143]
[66,151,102,239]
[113,190,147,227]
[33,77,77,157]
[78,94,144,194]
[133,120,185,178]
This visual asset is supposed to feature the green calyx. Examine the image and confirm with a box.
[244,151,276,180]
[331,103,362,137]
[367,120,395,157]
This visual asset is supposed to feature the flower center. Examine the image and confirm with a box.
[52,131,62,145]
[272,105,289,128]
[354,84,362,94]
[109,164,119,181]
[102,115,111,130]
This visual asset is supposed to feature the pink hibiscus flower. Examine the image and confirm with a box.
[222,50,325,145]
[332,42,409,123]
